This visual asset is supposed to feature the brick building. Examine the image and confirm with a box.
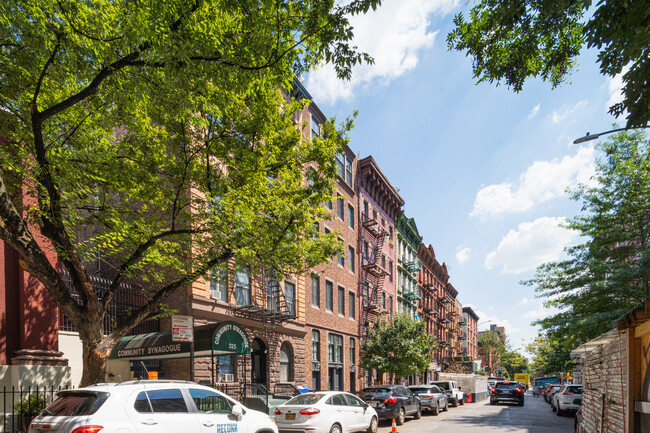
[356,156,403,386]
[462,306,479,360]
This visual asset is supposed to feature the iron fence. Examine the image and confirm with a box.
[1,386,69,433]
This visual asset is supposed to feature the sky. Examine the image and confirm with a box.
[304,0,624,354]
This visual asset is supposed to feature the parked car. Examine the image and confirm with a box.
[27,380,278,433]
[489,381,524,406]
[575,406,584,432]
[407,385,448,415]
[545,384,563,403]
[429,380,464,407]
[552,384,582,416]
[274,391,378,433]
[358,385,421,426]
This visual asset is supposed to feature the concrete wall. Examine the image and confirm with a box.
[437,372,488,403]
[58,331,83,387]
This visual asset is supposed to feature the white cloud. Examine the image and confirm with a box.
[307,0,458,104]
[551,100,588,124]
[606,66,629,109]
[484,217,580,274]
[528,103,540,120]
[470,146,596,219]
[464,304,520,334]
[516,297,530,307]
[456,247,471,263]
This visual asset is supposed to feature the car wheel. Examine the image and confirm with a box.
[518,400,524,407]
[396,407,405,425]
[552,404,557,412]
[414,405,422,419]
[490,400,496,405]
[557,408,563,417]
[367,416,378,433]
[329,423,342,433]
[451,398,458,407]
[432,403,439,416]
[459,398,464,405]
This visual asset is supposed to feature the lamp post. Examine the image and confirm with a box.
[573,125,649,144]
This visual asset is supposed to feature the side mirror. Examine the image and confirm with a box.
[231,405,244,420]
[459,386,462,390]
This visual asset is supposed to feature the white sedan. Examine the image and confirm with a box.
[274,391,378,433]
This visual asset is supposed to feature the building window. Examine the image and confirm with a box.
[280,342,294,382]
[312,330,320,361]
[337,196,345,220]
[336,152,345,180]
[311,117,320,139]
[389,296,393,317]
[325,200,332,210]
[348,246,355,272]
[338,286,345,315]
[267,275,280,312]
[382,292,386,309]
[381,254,386,269]
[326,280,333,311]
[337,242,345,267]
[350,338,356,365]
[363,200,369,217]
[345,157,352,186]
[285,281,296,316]
[349,291,355,319]
[235,267,251,306]
[328,334,343,363]
[311,276,320,307]
[209,265,228,303]
[348,204,354,229]
[389,260,394,282]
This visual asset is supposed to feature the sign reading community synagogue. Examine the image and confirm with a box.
[116,344,183,358]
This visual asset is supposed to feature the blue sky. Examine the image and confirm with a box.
[305,0,624,354]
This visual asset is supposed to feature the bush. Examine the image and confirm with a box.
[13,394,49,415]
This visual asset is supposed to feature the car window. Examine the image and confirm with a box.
[189,389,232,414]
[432,382,450,390]
[346,395,364,407]
[566,386,582,394]
[327,394,347,406]
[403,387,414,397]
[286,394,325,405]
[134,392,152,413]
[143,389,188,413]
[431,386,442,394]
[495,383,518,390]
[361,388,391,397]
[46,392,109,416]
[409,388,430,395]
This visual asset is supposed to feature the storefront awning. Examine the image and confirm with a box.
[109,321,251,360]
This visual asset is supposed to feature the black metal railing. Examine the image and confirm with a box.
[59,268,159,335]
[2,386,70,433]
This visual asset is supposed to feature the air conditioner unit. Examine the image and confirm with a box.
[218,373,234,383]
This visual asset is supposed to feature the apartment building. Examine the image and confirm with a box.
[356,156,403,386]
[462,306,479,360]
[396,212,422,318]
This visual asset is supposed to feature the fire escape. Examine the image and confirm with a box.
[232,268,296,328]
[359,212,388,339]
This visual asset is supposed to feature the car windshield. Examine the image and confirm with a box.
[432,382,450,390]
[409,388,433,395]
[495,383,518,390]
[566,386,582,394]
[285,394,325,405]
[361,388,392,397]
[45,392,108,416]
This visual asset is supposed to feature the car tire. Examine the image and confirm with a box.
[414,405,422,419]
[329,423,342,433]
[557,408,564,417]
[518,400,524,407]
[552,404,557,412]
[490,400,496,405]
[432,403,439,416]
[459,398,464,405]
[443,401,449,412]
[451,398,458,407]
[367,416,378,433]
[396,407,405,425]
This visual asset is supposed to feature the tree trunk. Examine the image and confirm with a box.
[79,336,113,387]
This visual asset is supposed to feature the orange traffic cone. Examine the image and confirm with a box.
[391,419,398,432]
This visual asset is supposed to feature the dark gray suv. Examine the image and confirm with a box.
[358,385,421,425]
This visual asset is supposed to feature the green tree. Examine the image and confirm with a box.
[525,130,650,348]
[526,335,573,376]
[501,350,529,378]
[0,0,382,386]
[360,314,437,381]
[478,330,506,373]
[447,0,649,127]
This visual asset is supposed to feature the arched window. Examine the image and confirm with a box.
[280,342,293,382]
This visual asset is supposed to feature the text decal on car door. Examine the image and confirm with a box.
[216,424,238,433]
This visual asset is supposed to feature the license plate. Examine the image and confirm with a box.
[503,391,511,395]
[285,413,295,420]
[369,401,378,407]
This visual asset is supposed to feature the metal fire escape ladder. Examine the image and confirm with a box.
[359,213,388,339]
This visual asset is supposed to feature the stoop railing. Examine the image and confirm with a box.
[1,386,70,433]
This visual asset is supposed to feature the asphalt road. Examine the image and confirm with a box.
[376,392,575,433]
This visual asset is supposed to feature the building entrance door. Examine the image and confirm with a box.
[251,338,267,386]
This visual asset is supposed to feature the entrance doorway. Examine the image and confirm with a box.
[251,338,268,386]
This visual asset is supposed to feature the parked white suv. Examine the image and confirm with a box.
[28,380,278,433]
[552,384,582,416]
[430,381,464,407]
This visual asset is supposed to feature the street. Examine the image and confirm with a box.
[376,393,575,433]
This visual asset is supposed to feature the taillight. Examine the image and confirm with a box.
[71,427,104,433]
[384,397,397,404]
[274,408,282,415]
[299,408,320,415]
[514,389,522,393]
[563,392,574,396]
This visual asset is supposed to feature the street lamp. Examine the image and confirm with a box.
[573,125,649,144]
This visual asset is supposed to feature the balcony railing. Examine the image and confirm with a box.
[403,260,421,274]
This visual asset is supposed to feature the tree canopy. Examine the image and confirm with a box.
[0,0,382,385]
[525,129,650,349]
[447,0,650,127]
[360,314,437,380]
[525,334,573,376]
